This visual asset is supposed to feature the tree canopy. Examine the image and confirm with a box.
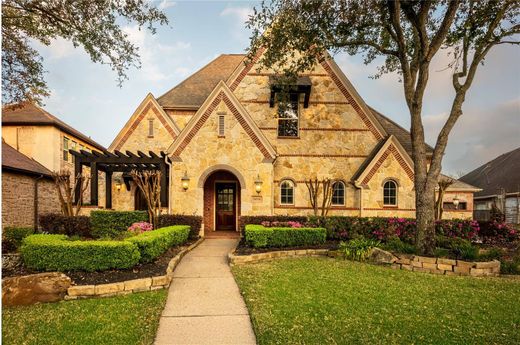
[2,0,169,106]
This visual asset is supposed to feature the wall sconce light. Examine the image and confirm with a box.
[115,177,122,192]
[181,171,190,191]
[254,174,263,195]
[452,195,460,209]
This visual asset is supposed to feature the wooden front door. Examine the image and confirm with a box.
[215,183,236,231]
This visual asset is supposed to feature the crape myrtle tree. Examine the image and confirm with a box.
[247,0,520,254]
[2,0,168,106]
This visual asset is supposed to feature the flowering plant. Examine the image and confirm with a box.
[128,222,153,234]
[260,220,303,228]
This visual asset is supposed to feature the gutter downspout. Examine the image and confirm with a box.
[353,180,364,217]
[34,175,44,230]
[164,155,173,214]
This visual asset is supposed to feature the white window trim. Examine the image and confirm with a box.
[280,179,295,205]
[277,94,300,138]
[331,181,346,206]
[383,180,398,206]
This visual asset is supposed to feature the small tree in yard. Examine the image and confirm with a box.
[435,177,454,220]
[247,0,520,254]
[131,170,161,228]
[53,170,90,216]
[305,178,334,216]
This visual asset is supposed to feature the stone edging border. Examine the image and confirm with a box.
[65,237,205,300]
[228,248,330,265]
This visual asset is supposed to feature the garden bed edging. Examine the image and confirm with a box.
[228,248,330,265]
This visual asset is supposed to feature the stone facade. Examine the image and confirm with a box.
[2,172,61,229]
[110,53,477,232]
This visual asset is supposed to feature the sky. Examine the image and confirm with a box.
[33,0,520,176]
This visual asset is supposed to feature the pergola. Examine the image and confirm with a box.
[70,150,170,209]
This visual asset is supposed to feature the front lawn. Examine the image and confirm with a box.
[233,257,520,344]
[2,290,167,345]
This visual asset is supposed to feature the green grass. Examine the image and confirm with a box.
[2,290,167,345]
[233,257,520,345]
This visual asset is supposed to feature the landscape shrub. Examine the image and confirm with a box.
[381,237,417,254]
[3,227,34,249]
[244,224,326,248]
[126,225,190,263]
[436,236,478,261]
[20,234,140,272]
[240,216,308,232]
[157,214,202,239]
[128,222,153,235]
[91,211,148,238]
[435,219,480,241]
[479,221,518,243]
[39,214,91,237]
[338,238,380,261]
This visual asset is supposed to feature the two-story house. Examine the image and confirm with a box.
[109,52,479,236]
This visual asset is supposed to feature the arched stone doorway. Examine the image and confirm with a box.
[203,170,241,232]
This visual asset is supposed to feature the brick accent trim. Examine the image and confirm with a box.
[242,100,350,106]
[274,205,359,210]
[364,208,416,211]
[229,49,265,91]
[259,127,370,132]
[171,92,273,160]
[361,144,414,185]
[320,60,383,141]
[115,102,177,151]
[278,154,367,158]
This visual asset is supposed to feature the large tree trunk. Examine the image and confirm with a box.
[415,182,436,255]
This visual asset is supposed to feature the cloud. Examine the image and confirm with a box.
[424,98,520,175]
[158,0,176,10]
[220,6,253,24]
[122,25,191,82]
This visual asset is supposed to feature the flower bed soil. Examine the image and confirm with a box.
[2,239,196,285]
[234,239,340,256]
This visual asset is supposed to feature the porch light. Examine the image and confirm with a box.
[254,175,263,194]
[452,195,460,209]
[181,171,190,191]
[115,177,122,192]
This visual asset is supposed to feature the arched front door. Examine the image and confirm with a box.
[203,170,241,232]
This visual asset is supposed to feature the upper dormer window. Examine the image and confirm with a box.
[63,137,69,161]
[277,93,299,137]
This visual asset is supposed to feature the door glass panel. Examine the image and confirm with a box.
[217,186,234,211]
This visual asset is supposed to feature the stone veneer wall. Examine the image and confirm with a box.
[392,255,500,276]
[2,172,61,229]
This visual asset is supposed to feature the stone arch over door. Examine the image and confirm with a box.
[202,169,242,233]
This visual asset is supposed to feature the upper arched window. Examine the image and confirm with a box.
[280,180,295,205]
[383,180,398,206]
[331,181,345,206]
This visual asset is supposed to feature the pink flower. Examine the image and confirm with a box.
[128,222,153,234]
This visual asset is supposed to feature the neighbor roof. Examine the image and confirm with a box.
[459,147,520,198]
[2,141,53,178]
[440,174,481,192]
[2,102,106,151]
[157,54,245,109]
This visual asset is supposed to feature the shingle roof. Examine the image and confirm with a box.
[2,141,53,177]
[369,106,434,156]
[459,147,520,198]
[157,54,245,109]
[440,174,481,191]
[2,102,106,151]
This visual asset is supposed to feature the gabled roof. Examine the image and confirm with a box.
[2,102,105,151]
[109,93,180,151]
[157,54,245,109]
[168,81,277,161]
[369,106,434,156]
[2,141,53,178]
[440,174,481,192]
[459,147,520,198]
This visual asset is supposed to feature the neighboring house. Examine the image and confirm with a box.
[2,102,105,173]
[2,102,107,212]
[460,147,520,224]
[2,141,60,228]
[109,52,479,235]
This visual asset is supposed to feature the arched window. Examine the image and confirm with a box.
[383,180,398,206]
[331,181,345,206]
[280,180,294,205]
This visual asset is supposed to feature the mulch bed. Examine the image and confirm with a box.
[2,239,196,285]
[234,239,340,256]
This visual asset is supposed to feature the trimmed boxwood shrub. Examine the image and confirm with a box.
[126,225,190,263]
[245,224,326,248]
[91,210,148,238]
[158,214,202,239]
[3,227,34,249]
[20,234,140,272]
[39,214,91,237]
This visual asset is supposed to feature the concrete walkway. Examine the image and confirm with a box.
[154,239,256,345]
